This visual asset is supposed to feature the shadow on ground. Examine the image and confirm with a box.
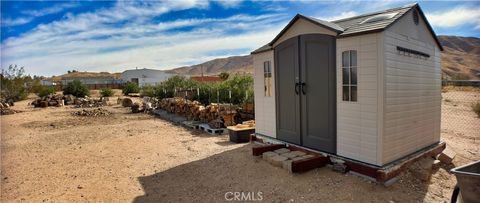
[133,144,435,203]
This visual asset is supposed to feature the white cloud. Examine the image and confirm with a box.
[21,2,79,17]
[318,11,358,21]
[1,1,287,76]
[1,17,33,26]
[426,7,480,29]
[215,0,243,8]
[1,2,79,27]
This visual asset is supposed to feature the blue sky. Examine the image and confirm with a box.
[1,0,479,76]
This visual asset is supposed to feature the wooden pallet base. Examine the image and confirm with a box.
[250,134,445,183]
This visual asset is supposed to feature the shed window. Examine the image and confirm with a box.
[264,61,272,97]
[342,50,357,102]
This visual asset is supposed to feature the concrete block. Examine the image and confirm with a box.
[292,156,305,162]
[262,151,277,161]
[271,155,288,167]
[282,160,293,172]
[383,176,400,187]
[302,154,315,159]
[290,151,306,157]
[437,146,456,164]
[280,152,300,159]
[273,148,290,154]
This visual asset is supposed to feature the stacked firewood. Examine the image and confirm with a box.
[157,97,239,126]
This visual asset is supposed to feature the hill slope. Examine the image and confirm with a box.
[168,36,479,79]
[167,55,252,75]
[438,36,480,80]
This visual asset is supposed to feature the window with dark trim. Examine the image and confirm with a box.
[264,61,272,97]
[342,50,357,102]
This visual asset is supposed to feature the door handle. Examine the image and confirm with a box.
[295,82,300,95]
[301,82,306,95]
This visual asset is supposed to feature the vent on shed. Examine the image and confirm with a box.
[360,12,398,24]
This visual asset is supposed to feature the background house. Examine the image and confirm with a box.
[121,68,180,87]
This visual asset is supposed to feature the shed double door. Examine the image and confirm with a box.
[274,34,336,154]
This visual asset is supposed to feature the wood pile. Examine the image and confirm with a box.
[157,97,240,127]
[72,108,111,117]
[74,97,106,108]
[31,94,64,108]
[0,101,20,115]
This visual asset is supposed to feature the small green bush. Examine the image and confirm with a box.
[100,88,114,97]
[141,85,155,97]
[63,80,90,97]
[0,64,29,102]
[38,86,56,97]
[472,102,480,118]
[122,82,140,96]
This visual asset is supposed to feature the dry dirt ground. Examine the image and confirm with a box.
[1,90,479,203]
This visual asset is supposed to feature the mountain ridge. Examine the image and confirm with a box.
[167,35,479,80]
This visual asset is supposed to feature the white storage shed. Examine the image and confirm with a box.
[251,3,443,167]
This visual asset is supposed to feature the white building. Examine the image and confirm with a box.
[121,68,179,87]
[251,3,442,167]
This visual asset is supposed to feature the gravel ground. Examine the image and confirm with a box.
[1,91,478,202]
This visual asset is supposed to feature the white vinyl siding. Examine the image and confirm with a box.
[382,9,441,164]
[273,18,337,47]
[336,33,382,165]
[253,51,277,138]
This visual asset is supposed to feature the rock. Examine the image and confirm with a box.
[437,146,456,164]
[122,98,133,107]
[72,108,111,117]
[332,163,348,173]
[273,148,290,154]
[302,154,315,159]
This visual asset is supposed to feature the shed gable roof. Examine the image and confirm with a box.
[251,3,443,54]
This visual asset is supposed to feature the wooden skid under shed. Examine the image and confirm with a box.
[250,134,445,183]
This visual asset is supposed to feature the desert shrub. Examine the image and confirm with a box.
[37,86,56,97]
[63,80,90,97]
[141,85,155,97]
[0,65,29,102]
[122,82,140,96]
[152,74,254,105]
[100,88,114,97]
[472,102,480,118]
